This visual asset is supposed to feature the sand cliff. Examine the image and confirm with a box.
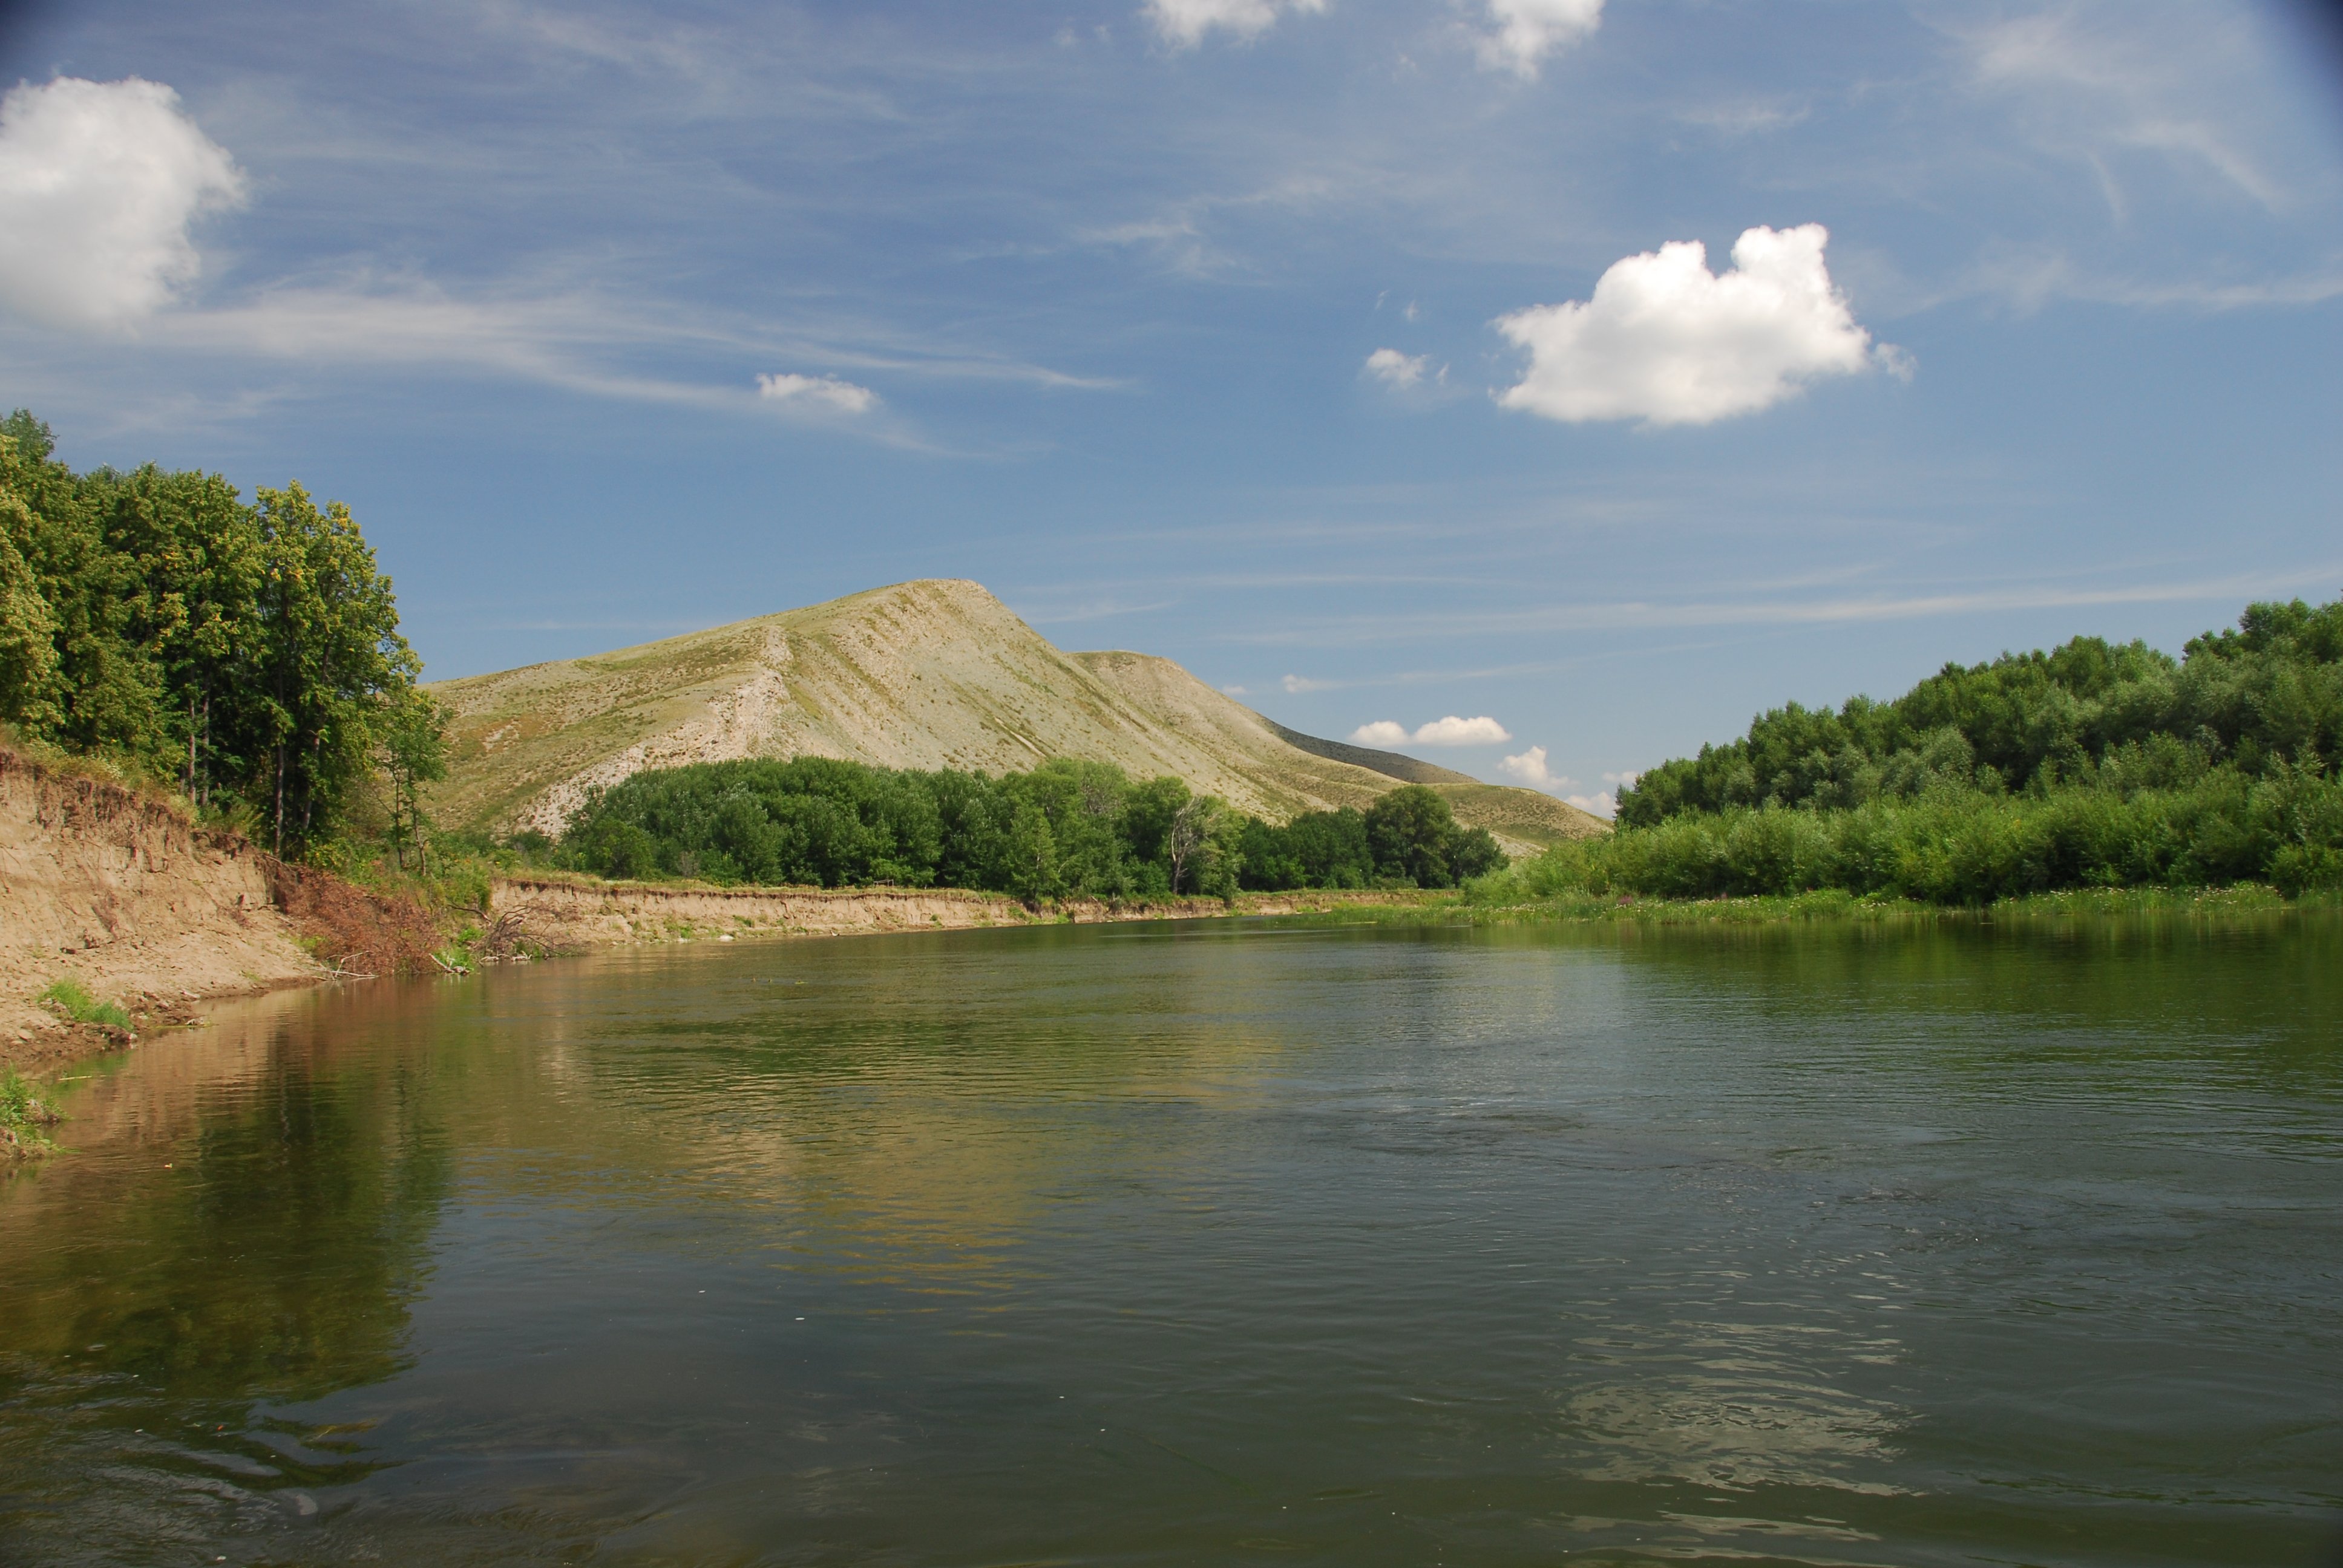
[0,750,325,1066]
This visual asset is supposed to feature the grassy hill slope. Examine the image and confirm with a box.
[426,580,1605,852]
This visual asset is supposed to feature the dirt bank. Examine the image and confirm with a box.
[0,748,327,1070]
[485,875,1434,953]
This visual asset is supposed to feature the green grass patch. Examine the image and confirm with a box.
[38,977,132,1029]
[1,1068,61,1154]
[1248,881,2328,932]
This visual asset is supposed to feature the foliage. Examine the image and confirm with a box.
[376,687,451,870]
[0,410,423,852]
[1619,595,2343,826]
[1,1067,60,1154]
[1519,596,2343,907]
[551,756,1506,900]
[39,976,133,1029]
[1236,786,1502,891]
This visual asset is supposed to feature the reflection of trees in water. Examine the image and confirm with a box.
[15,1036,450,1398]
[1602,915,2343,1089]
[0,1016,451,1558]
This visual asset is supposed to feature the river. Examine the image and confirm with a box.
[3,914,2338,1566]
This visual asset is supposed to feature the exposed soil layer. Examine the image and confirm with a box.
[485,875,1436,954]
[0,748,326,1070]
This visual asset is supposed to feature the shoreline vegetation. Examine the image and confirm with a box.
[4,405,2339,1120]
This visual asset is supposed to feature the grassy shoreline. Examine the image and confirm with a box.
[1240,881,2335,930]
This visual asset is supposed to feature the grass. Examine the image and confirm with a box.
[38,978,132,1029]
[1,1068,61,1155]
[1245,880,2332,933]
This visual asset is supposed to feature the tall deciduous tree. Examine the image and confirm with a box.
[250,483,419,854]
[378,688,450,870]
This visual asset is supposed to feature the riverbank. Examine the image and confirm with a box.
[0,745,328,1073]
[479,874,1443,955]
[1262,880,2329,930]
[12,739,2327,1086]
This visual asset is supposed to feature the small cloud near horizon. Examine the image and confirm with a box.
[1282,673,1334,693]
[1351,714,1512,746]
[1501,749,1637,815]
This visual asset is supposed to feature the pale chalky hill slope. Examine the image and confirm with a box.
[425,580,1604,854]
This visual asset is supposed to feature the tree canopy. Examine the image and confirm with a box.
[1,410,422,852]
[554,759,1507,897]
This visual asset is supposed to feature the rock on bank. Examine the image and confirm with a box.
[0,749,325,1063]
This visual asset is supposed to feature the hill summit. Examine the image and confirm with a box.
[425,580,1604,854]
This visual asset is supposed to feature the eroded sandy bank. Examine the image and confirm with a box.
[483,876,1433,953]
[0,750,326,1071]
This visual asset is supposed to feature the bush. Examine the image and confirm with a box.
[1499,761,2343,906]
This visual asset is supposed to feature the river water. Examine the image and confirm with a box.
[2,915,2338,1566]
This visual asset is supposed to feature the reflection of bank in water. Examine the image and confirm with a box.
[0,982,450,1556]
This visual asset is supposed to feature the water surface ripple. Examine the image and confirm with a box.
[3,915,2338,1566]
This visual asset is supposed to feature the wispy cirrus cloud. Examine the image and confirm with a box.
[1958,4,2290,211]
[1474,0,1604,79]
[1144,0,1328,49]
[1221,564,2343,647]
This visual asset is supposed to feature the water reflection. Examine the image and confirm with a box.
[0,914,2336,1567]
[1,984,452,1558]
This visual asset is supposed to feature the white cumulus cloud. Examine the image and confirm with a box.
[1362,347,1427,388]
[1493,224,1895,427]
[756,371,878,413]
[1499,745,1571,789]
[1413,714,1512,745]
[1476,0,1604,79]
[1144,0,1327,48]
[1501,748,1633,816]
[1282,673,1334,693]
[1352,716,1513,747]
[0,77,246,330]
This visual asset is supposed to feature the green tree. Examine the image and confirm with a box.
[249,483,419,854]
[1006,799,1058,903]
[0,483,58,728]
[378,688,450,870]
[1365,785,1461,887]
[91,463,265,805]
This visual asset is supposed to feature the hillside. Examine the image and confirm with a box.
[425,580,1605,855]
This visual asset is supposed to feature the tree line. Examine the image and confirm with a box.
[0,410,438,855]
[548,756,1506,898]
[1493,595,2343,902]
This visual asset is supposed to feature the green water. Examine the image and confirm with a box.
[2,916,2339,1566]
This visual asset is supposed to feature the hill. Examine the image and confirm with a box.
[425,580,1604,855]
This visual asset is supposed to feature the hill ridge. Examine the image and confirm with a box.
[426,579,1604,854]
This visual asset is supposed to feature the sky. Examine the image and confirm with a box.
[1,0,2338,815]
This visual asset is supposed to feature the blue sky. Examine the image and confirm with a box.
[2,0,2338,812]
